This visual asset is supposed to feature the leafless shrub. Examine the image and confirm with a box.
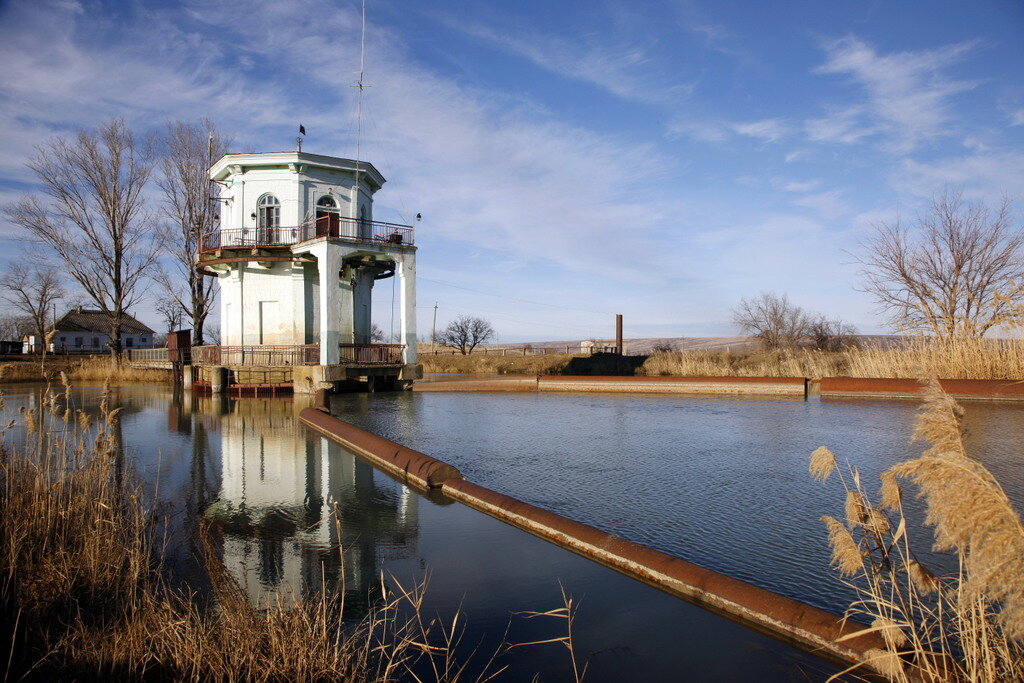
[808,314,859,352]
[732,292,811,350]
[439,315,495,355]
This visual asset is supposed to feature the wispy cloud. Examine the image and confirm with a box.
[810,36,978,151]
[792,190,848,219]
[732,118,788,143]
[0,0,684,283]
[667,116,789,144]
[895,149,1024,200]
[439,17,692,104]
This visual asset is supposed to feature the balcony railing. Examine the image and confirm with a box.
[127,343,407,367]
[191,345,320,366]
[200,216,414,253]
[339,343,405,365]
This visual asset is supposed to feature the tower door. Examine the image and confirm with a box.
[316,195,340,238]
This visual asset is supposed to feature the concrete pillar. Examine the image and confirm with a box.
[305,243,342,365]
[398,254,417,365]
[211,366,227,394]
[353,267,374,344]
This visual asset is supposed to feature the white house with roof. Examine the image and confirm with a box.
[26,307,155,353]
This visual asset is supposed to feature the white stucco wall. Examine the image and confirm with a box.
[50,331,153,352]
[209,153,415,361]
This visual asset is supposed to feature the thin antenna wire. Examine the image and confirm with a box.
[353,0,366,180]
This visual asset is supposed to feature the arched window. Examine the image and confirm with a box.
[257,194,280,228]
[315,195,340,237]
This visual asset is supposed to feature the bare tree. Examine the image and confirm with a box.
[856,190,1024,337]
[155,120,230,346]
[370,323,386,342]
[0,315,31,341]
[439,315,495,354]
[156,299,184,335]
[732,293,810,349]
[0,260,65,348]
[807,314,858,352]
[4,118,159,363]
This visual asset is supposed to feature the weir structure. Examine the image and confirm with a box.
[133,151,421,394]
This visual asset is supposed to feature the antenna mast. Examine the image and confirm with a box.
[353,0,367,196]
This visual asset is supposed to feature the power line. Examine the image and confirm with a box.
[418,276,611,315]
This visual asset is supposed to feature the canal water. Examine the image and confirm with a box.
[3,384,1021,680]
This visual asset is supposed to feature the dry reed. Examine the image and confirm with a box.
[0,381,567,680]
[809,381,1024,681]
[0,356,170,385]
[420,352,582,376]
[642,337,1024,380]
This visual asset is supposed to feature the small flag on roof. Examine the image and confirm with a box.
[299,124,306,136]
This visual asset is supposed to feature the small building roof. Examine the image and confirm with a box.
[51,308,155,336]
[208,151,386,191]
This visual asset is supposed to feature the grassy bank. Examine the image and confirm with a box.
[421,352,580,375]
[0,382,536,680]
[423,338,1024,380]
[0,355,171,385]
[643,337,1024,380]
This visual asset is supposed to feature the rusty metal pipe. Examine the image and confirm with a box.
[297,407,885,671]
[299,407,462,492]
[440,478,883,668]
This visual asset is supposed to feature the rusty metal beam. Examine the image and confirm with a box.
[296,406,886,672]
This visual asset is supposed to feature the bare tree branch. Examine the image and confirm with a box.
[732,292,810,349]
[855,189,1024,337]
[0,260,66,348]
[439,315,495,354]
[3,118,160,363]
[155,119,230,346]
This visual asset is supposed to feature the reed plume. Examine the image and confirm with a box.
[810,382,1024,681]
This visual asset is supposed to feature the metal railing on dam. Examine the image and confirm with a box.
[126,343,405,368]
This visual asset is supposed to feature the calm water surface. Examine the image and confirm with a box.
[326,390,1024,613]
[1,384,838,681]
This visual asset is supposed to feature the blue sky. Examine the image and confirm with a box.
[1,0,1022,341]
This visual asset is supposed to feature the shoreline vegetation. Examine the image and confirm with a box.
[1,336,1020,390]
[421,337,1024,381]
[0,355,170,385]
[810,382,1024,681]
[0,378,581,681]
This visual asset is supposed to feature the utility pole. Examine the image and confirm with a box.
[431,302,438,351]
[615,313,623,355]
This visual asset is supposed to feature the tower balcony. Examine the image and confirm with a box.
[200,217,414,254]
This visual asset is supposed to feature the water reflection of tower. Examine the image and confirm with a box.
[205,397,419,609]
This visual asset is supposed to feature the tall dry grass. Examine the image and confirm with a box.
[0,355,171,385]
[809,382,1024,681]
[420,352,580,376]
[642,337,1024,380]
[0,377,570,680]
[641,348,849,378]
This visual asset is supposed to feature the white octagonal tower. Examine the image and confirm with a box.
[197,151,419,392]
